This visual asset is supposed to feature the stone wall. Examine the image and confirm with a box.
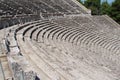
[11,62,37,80]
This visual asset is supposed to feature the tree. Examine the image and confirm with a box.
[77,0,120,24]
[111,0,120,24]
[84,0,101,15]
[101,1,111,15]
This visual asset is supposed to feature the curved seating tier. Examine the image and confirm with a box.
[0,0,89,17]
[3,17,118,79]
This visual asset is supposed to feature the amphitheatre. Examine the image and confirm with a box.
[0,0,120,80]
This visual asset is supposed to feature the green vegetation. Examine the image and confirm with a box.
[101,1,111,15]
[111,0,120,24]
[77,0,120,24]
[84,0,101,15]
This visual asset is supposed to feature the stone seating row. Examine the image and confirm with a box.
[17,19,120,59]
[4,15,120,80]
[15,20,120,79]
[0,0,88,17]
[14,19,120,75]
